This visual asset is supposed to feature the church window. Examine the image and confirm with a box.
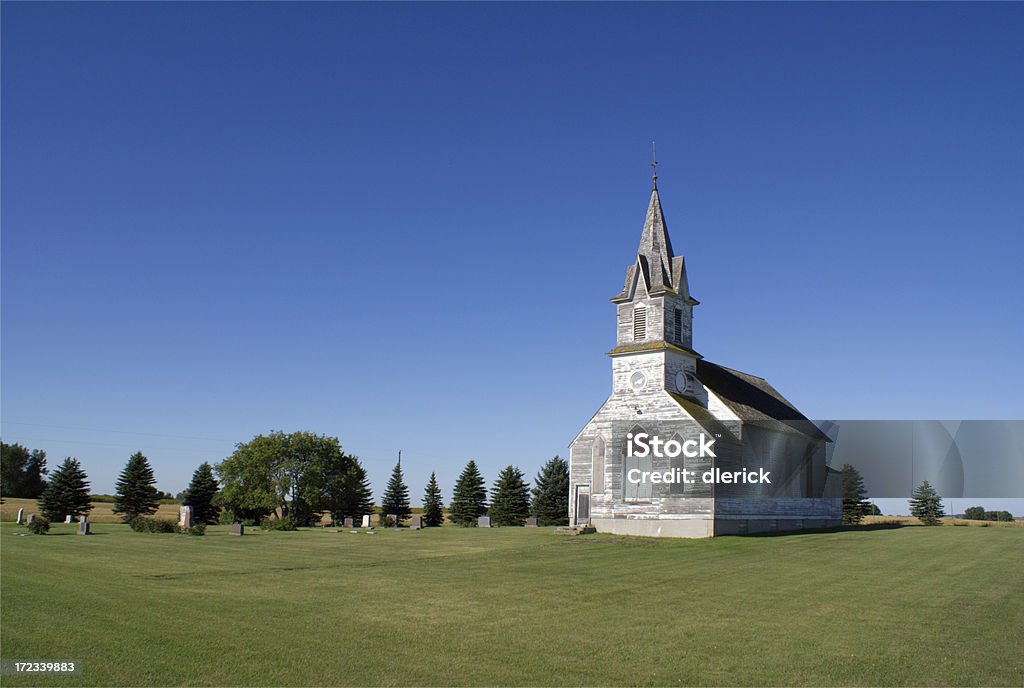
[592,436,606,493]
[674,309,683,343]
[633,305,647,340]
[624,424,653,501]
[669,433,686,495]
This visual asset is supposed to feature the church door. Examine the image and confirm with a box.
[574,485,591,526]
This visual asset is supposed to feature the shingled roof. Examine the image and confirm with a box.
[695,360,831,443]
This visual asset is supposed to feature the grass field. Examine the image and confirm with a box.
[1,523,1021,686]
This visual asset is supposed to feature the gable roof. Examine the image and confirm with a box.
[696,360,831,443]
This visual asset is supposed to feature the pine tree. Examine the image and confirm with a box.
[531,456,569,526]
[113,452,161,522]
[422,472,444,527]
[37,457,93,522]
[449,460,488,526]
[910,480,945,525]
[489,465,531,526]
[182,462,221,525]
[841,463,871,525]
[379,459,411,525]
[342,462,376,522]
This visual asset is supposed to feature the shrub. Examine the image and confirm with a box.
[187,524,206,536]
[129,516,178,533]
[27,518,50,535]
[260,517,298,531]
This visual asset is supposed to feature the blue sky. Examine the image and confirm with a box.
[2,3,1022,513]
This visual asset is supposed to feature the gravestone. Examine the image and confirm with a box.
[361,514,371,528]
[343,517,354,528]
[410,515,423,530]
[179,505,193,530]
[16,508,24,525]
[389,514,399,528]
[26,514,36,525]
[78,516,90,535]
[478,515,491,528]
[230,523,245,536]
[525,517,539,527]
[65,515,73,524]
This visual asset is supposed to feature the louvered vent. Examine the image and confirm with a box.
[633,307,647,340]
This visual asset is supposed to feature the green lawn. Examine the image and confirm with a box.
[1,524,1021,687]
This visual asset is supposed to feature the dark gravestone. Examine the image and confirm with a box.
[525,517,539,527]
[230,523,245,536]
[343,517,354,528]
[410,515,423,530]
[477,515,491,528]
[78,517,90,535]
[26,514,36,525]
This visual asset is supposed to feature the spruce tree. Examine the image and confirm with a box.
[489,465,531,526]
[422,472,444,527]
[37,457,93,522]
[182,462,221,525]
[342,462,376,522]
[910,480,945,525]
[379,459,411,525]
[449,460,488,526]
[841,464,871,525]
[113,452,161,522]
[531,456,569,526]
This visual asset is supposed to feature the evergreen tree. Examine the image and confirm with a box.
[422,472,444,527]
[841,463,871,525]
[910,480,945,525]
[37,457,92,522]
[113,452,161,522]
[182,462,221,525]
[449,460,488,526]
[379,459,411,525]
[531,456,570,526]
[326,460,375,523]
[489,465,531,526]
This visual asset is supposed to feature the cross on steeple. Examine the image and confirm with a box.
[651,140,658,189]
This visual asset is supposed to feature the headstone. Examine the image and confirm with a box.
[230,523,245,536]
[16,508,24,525]
[65,515,73,524]
[478,515,491,528]
[410,515,423,530]
[179,505,193,530]
[343,517,354,528]
[26,514,36,525]
[78,516,90,535]
[525,517,539,527]
[361,514,371,528]
[389,514,399,528]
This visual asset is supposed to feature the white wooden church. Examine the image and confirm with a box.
[569,173,841,537]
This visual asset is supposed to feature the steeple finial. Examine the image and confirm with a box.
[651,140,658,189]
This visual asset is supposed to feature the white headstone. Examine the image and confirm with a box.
[361,514,371,528]
[65,515,73,524]
[16,508,24,525]
[179,505,193,529]
[478,515,492,528]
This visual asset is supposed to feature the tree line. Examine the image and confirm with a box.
[3,432,571,528]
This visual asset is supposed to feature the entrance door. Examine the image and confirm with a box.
[575,485,591,526]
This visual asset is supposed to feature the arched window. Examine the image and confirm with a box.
[592,435,606,493]
[633,304,647,341]
[669,432,687,496]
[624,424,653,501]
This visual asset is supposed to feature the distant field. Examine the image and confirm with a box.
[0,498,181,523]
[1,523,1021,686]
